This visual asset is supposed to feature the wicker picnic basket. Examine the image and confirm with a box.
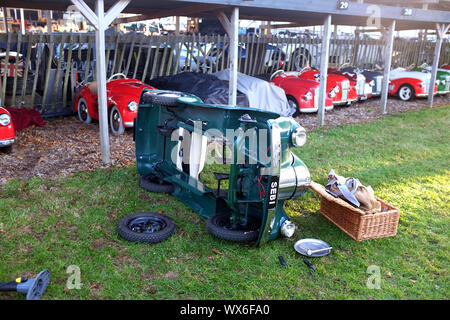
[309,181,400,241]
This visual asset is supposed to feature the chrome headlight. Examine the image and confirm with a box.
[291,126,307,147]
[333,85,340,93]
[0,113,11,126]
[329,90,336,98]
[420,81,426,87]
[304,91,313,101]
[435,79,440,85]
[281,220,296,238]
[127,101,137,111]
[441,79,446,85]
[369,80,375,87]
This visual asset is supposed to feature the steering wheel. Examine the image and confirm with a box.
[270,69,285,81]
[405,63,416,71]
[339,62,351,70]
[107,73,127,82]
[299,66,312,74]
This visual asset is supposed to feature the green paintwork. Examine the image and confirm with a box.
[135,90,310,245]
[413,66,450,94]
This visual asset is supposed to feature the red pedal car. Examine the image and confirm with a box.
[388,68,438,101]
[0,106,14,153]
[270,70,333,114]
[297,67,358,106]
[74,73,156,135]
[328,67,373,101]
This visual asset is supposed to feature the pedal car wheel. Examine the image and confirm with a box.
[109,106,125,135]
[139,173,175,193]
[287,96,300,117]
[118,212,175,243]
[206,213,260,242]
[77,97,92,123]
[398,84,414,101]
[0,145,12,154]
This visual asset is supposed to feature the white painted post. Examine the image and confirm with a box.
[427,24,450,107]
[71,0,130,165]
[380,20,396,115]
[228,7,239,106]
[318,14,332,126]
[45,10,52,33]
[95,0,111,164]
[20,8,25,35]
[2,7,8,34]
[175,16,180,36]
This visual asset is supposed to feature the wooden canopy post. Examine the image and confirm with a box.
[318,14,332,126]
[71,0,130,165]
[2,7,8,34]
[427,23,450,108]
[175,16,180,35]
[229,7,239,106]
[20,8,25,34]
[45,10,52,33]
[217,8,239,106]
[380,20,396,115]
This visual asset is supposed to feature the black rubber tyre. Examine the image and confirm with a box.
[118,212,175,243]
[77,97,92,124]
[139,173,175,193]
[0,145,12,154]
[287,96,300,117]
[206,213,260,243]
[109,105,125,135]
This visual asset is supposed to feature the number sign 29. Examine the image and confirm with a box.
[338,1,349,10]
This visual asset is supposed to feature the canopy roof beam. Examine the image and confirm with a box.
[114,4,226,24]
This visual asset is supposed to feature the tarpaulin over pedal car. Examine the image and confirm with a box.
[214,69,294,117]
[148,72,249,107]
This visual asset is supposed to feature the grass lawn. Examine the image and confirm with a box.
[0,106,449,300]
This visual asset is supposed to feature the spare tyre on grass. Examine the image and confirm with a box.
[118,212,175,243]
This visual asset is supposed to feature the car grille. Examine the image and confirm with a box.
[314,88,319,108]
[376,76,382,94]
[358,78,366,95]
[423,79,430,93]
[341,80,349,100]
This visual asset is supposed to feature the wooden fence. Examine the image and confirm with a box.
[0,32,448,117]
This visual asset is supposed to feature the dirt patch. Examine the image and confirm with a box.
[1,95,449,186]
[0,117,135,185]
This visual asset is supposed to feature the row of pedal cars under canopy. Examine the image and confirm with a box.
[69,63,450,137]
[3,63,449,154]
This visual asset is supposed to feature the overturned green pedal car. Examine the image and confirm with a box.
[130,90,311,246]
